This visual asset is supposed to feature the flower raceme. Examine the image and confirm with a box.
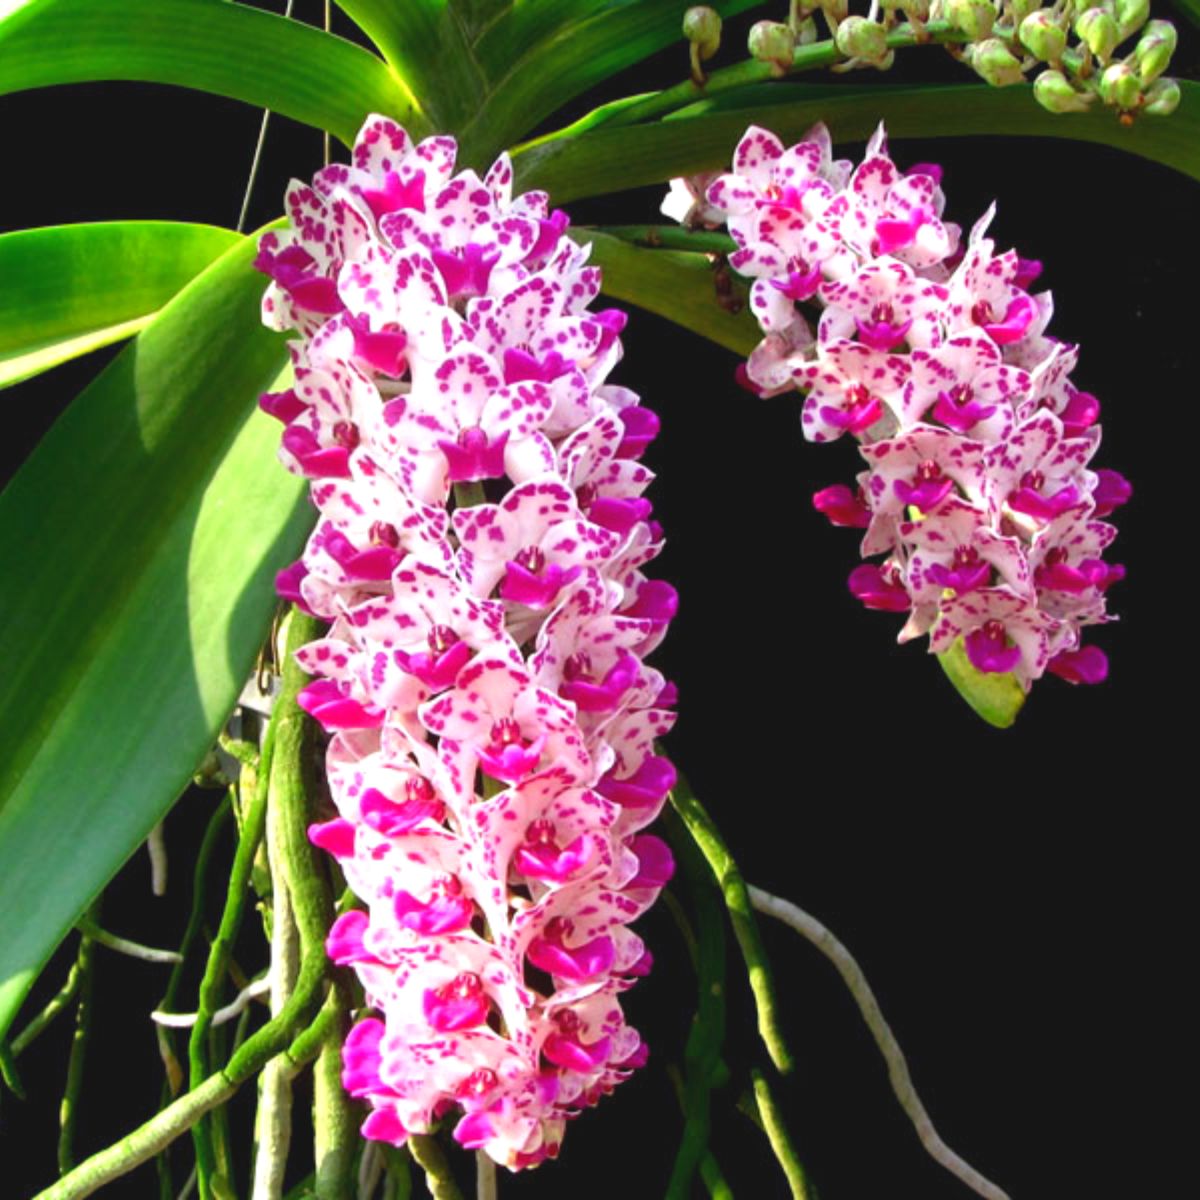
[667,123,1128,692]
[256,115,677,1169]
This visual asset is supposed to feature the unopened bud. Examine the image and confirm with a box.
[835,15,890,63]
[970,37,1027,85]
[748,20,796,74]
[1009,0,1040,22]
[946,0,996,40]
[1033,67,1096,111]
[1134,20,1177,84]
[1143,75,1180,114]
[1074,7,1119,60]
[1099,60,1142,107]
[1019,11,1067,62]
[683,7,722,59]
[1114,0,1149,37]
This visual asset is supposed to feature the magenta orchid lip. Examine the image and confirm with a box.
[669,121,1129,692]
[256,114,677,1170]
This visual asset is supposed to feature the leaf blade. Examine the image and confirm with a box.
[0,0,418,145]
[576,229,759,356]
[460,0,763,161]
[0,221,240,389]
[0,230,310,1040]
[334,0,484,132]
[514,81,1200,201]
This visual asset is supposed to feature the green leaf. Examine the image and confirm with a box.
[0,221,240,390]
[458,1,764,160]
[937,637,1027,729]
[0,0,419,146]
[576,228,759,356]
[514,81,1200,201]
[0,230,311,1041]
[334,0,486,134]
[332,0,761,162]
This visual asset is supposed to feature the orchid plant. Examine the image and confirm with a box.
[0,2,1194,1198]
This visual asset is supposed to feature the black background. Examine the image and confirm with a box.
[2,4,1195,1197]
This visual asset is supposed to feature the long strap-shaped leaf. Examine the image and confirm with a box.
[0,230,310,1042]
[330,0,761,163]
[0,221,240,390]
[514,81,1200,201]
[577,229,760,357]
[0,0,420,146]
[456,0,763,162]
[334,0,487,135]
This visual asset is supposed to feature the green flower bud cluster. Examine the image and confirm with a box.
[930,0,1180,118]
[676,0,1179,120]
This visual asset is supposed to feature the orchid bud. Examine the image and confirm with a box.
[1134,20,1177,84]
[1099,60,1142,107]
[683,7,722,59]
[946,0,996,40]
[835,15,890,63]
[1074,7,1119,61]
[1019,11,1067,62]
[1143,75,1181,114]
[1114,0,1149,37]
[748,20,796,74]
[1033,67,1096,111]
[969,37,1027,85]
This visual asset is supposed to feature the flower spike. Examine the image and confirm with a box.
[259,114,677,1169]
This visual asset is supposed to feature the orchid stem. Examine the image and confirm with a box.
[381,1148,413,1200]
[34,995,333,1200]
[313,982,356,1199]
[662,806,727,1200]
[475,1153,497,1200]
[597,22,971,130]
[188,730,277,1195]
[11,952,84,1057]
[154,796,233,1198]
[583,225,736,256]
[57,920,97,1176]
[665,1065,734,1199]
[251,765,301,1200]
[407,1137,464,1200]
[668,776,794,1075]
[749,1068,813,1200]
[746,883,1011,1200]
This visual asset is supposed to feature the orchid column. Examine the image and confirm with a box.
[255,115,678,1169]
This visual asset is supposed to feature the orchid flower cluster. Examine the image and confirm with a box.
[254,114,678,1169]
[667,122,1130,691]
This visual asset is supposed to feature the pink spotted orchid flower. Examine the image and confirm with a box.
[258,114,678,1170]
